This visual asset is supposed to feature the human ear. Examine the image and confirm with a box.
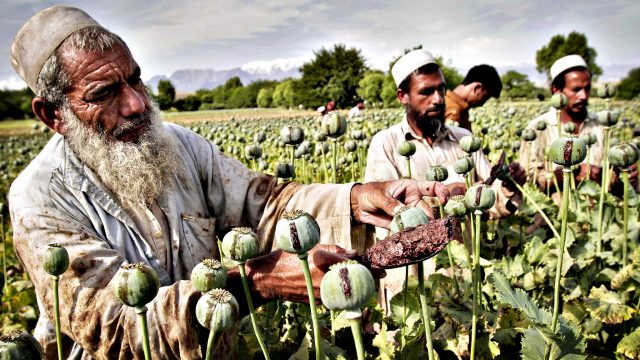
[32,97,65,134]
[397,89,409,106]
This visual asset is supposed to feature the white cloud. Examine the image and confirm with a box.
[241,57,308,75]
[0,75,27,90]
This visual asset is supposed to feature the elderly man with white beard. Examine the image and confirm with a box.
[8,6,451,359]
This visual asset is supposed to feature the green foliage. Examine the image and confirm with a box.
[0,88,34,121]
[434,55,463,90]
[174,95,201,111]
[617,328,640,359]
[257,88,274,108]
[356,71,385,106]
[297,44,368,109]
[617,67,640,100]
[272,79,296,108]
[535,32,603,80]
[501,70,546,99]
[380,75,399,108]
[156,79,176,110]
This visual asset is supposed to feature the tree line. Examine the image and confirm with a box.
[1,32,639,120]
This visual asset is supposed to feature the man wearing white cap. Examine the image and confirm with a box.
[518,54,633,189]
[364,49,524,310]
[8,6,450,359]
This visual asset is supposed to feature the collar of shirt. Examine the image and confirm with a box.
[400,114,454,143]
[446,90,469,111]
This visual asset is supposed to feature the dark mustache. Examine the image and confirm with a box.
[112,112,152,137]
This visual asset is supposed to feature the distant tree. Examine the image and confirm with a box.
[272,79,296,108]
[618,67,640,100]
[0,88,35,120]
[226,87,253,109]
[156,79,176,110]
[257,87,274,108]
[380,75,400,108]
[535,32,602,80]
[224,76,243,90]
[500,70,544,99]
[297,44,368,108]
[357,71,385,106]
[174,95,201,111]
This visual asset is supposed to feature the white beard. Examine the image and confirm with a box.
[63,103,185,210]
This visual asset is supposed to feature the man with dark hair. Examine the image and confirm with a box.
[364,49,524,311]
[445,64,502,130]
[8,6,451,358]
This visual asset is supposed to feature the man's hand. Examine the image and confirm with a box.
[242,245,375,304]
[447,182,467,197]
[350,179,450,228]
[501,162,526,192]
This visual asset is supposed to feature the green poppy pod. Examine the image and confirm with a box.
[579,133,597,146]
[42,244,69,276]
[280,126,305,145]
[398,141,416,157]
[459,136,482,153]
[511,140,521,151]
[596,110,620,126]
[254,131,267,143]
[550,93,568,110]
[344,140,357,153]
[191,259,227,293]
[245,144,262,160]
[536,121,548,131]
[597,83,617,98]
[322,112,348,138]
[0,330,43,360]
[609,142,639,169]
[426,165,448,182]
[275,210,320,255]
[453,156,474,174]
[314,131,328,142]
[444,195,467,218]
[491,140,503,150]
[351,130,365,141]
[549,136,587,167]
[274,162,295,179]
[112,263,160,308]
[320,260,375,319]
[195,289,239,332]
[258,160,268,171]
[563,122,577,133]
[221,227,259,263]
[465,184,496,211]
[521,129,537,141]
[390,206,429,233]
[347,152,358,163]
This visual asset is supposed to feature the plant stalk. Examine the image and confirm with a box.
[205,330,218,360]
[135,305,151,360]
[332,140,338,184]
[597,127,611,256]
[551,168,571,332]
[238,264,271,360]
[349,317,366,360]
[470,210,482,360]
[418,262,435,360]
[53,275,63,360]
[299,255,321,360]
[622,169,630,266]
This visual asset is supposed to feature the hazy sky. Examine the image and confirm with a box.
[1,0,639,89]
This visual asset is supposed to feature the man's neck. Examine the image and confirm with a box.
[559,108,587,132]
[453,84,470,103]
[406,115,439,145]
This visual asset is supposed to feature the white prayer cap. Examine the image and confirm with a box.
[10,6,102,92]
[550,54,588,83]
[391,49,437,87]
[317,106,326,113]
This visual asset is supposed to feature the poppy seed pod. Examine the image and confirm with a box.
[426,165,448,182]
[453,156,474,174]
[579,133,597,146]
[536,121,547,131]
[398,140,416,157]
[320,260,375,319]
[314,131,328,142]
[550,93,568,110]
[221,227,259,263]
[254,131,267,143]
[344,140,357,153]
[390,206,429,233]
[465,184,496,211]
[245,144,262,160]
[280,126,304,145]
[191,259,227,293]
[351,130,365,141]
[597,83,617,98]
[511,140,521,151]
[459,136,482,153]
[444,195,467,218]
[596,110,620,127]
[609,142,639,169]
[0,330,43,360]
[195,289,239,332]
[274,162,295,179]
[563,122,577,133]
[275,210,320,255]
[549,136,587,167]
[521,129,537,141]
[112,263,160,308]
[42,244,69,276]
[322,111,348,138]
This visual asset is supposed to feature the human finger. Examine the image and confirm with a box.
[313,250,352,272]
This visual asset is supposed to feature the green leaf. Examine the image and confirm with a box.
[389,286,422,336]
[372,322,396,360]
[433,319,469,358]
[490,271,552,326]
[616,327,640,359]
[584,285,636,324]
[521,328,547,360]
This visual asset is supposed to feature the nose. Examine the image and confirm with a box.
[433,88,444,105]
[120,85,146,118]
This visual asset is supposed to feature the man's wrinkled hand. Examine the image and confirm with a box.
[350,179,450,228]
[245,244,364,304]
